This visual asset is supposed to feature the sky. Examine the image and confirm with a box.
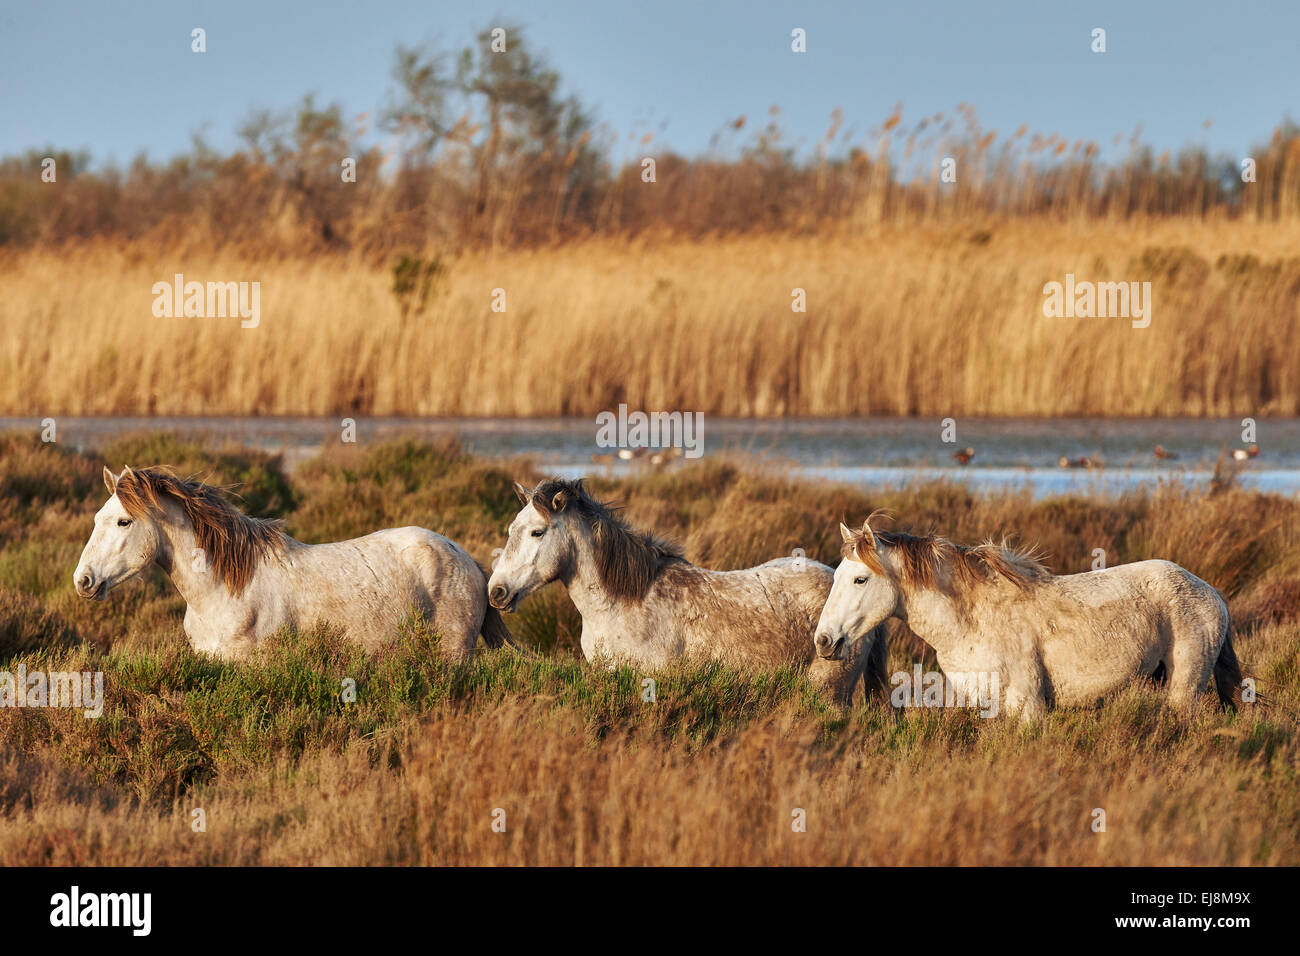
[2,0,1298,170]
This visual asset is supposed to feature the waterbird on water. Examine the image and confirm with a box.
[1233,444,1260,461]
[1153,445,1179,460]
[1058,455,1103,470]
[593,447,682,470]
[952,447,975,465]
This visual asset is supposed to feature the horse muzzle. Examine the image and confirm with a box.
[814,632,847,661]
[488,584,519,613]
[74,571,107,601]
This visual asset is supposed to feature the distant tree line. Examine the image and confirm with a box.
[3,24,1299,255]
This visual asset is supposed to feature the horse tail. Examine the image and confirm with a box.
[1212,625,1250,710]
[862,624,891,702]
[476,563,532,656]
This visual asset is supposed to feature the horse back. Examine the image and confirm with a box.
[656,557,831,666]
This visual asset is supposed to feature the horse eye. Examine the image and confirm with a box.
[117,518,132,528]
[853,576,868,585]
[530,529,545,538]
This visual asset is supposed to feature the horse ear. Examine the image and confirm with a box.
[839,521,854,543]
[103,466,117,494]
[551,490,568,512]
[859,517,877,548]
[861,508,892,547]
[512,481,531,505]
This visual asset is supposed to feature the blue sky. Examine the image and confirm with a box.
[2,0,1297,170]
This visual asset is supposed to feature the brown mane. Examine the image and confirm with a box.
[114,467,287,595]
[527,478,685,601]
[842,522,1048,593]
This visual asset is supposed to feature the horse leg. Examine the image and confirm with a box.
[1001,659,1049,722]
[862,625,891,702]
[1003,686,1047,723]
[1166,634,1217,711]
[1212,628,1246,709]
[422,570,482,665]
[412,540,487,665]
[433,602,481,665]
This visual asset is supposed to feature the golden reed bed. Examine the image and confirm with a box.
[2,219,1298,419]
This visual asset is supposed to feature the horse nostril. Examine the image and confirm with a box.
[489,585,507,605]
[814,632,830,648]
[78,573,93,592]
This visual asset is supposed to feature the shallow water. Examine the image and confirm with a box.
[6,416,1298,498]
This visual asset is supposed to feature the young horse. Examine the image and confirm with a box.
[487,478,888,705]
[815,513,1244,720]
[74,466,516,661]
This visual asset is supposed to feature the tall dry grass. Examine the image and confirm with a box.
[6,684,1298,866]
[2,219,1297,418]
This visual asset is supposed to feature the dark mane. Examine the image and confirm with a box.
[842,525,1048,592]
[527,478,685,601]
[114,467,287,595]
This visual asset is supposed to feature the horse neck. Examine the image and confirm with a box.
[888,556,966,654]
[154,503,243,613]
[558,517,623,622]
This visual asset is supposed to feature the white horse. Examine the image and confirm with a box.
[815,513,1245,720]
[73,466,516,661]
[487,479,888,705]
